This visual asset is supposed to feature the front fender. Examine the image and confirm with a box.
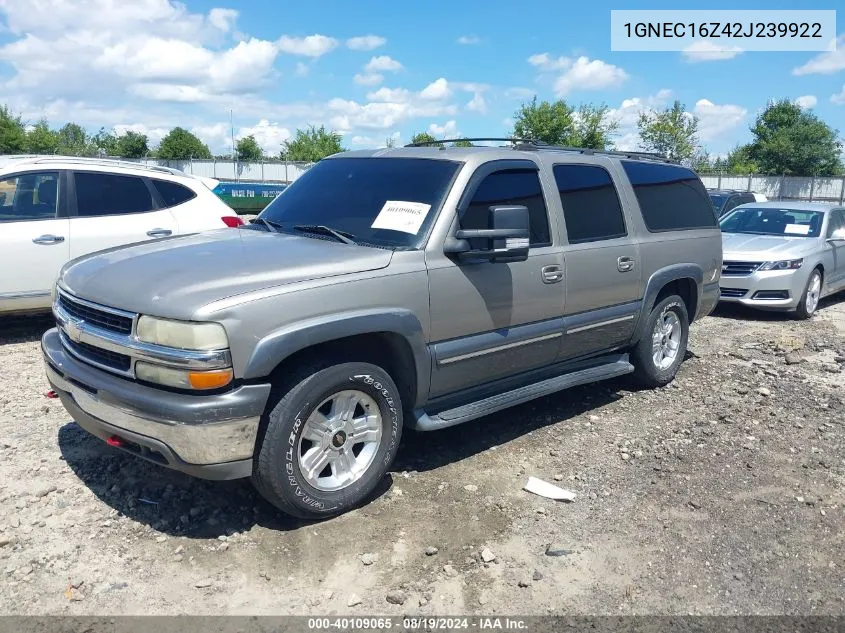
[241,308,431,406]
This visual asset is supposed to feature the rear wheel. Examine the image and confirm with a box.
[631,294,689,388]
[252,361,403,519]
[794,269,822,320]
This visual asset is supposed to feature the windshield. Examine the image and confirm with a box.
[719,207,824,238]
[258,157,461,249]
[708,193,727,211]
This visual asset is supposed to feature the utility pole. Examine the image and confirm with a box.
[230,109,238,183]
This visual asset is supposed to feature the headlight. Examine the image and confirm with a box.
[136,316,228,350]
[135,362,233,390]
[758,258,803,271]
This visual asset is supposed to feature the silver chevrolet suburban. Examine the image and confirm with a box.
[42,140,722,519]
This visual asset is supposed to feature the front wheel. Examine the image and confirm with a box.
[631,294,689,388]
[794,269,822,320]
[252,361,403,520]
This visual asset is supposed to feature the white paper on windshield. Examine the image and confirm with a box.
[371,200,432,234]
[784,223,810,235]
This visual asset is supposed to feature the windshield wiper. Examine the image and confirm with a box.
[293,224,356,245]
[251,217,284,233]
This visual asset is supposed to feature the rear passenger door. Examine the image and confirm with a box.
[553,164,643,360]
[68,171,178,259]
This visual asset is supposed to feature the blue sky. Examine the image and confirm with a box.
[0,0,843,157]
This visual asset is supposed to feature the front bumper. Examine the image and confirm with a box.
[718,267,807,311]
[42,328,271,480]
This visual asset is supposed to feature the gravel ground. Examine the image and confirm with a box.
[0,298,843,615]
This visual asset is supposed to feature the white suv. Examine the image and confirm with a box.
[0,156,243,315]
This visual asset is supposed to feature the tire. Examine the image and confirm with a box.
[252,361,403,520]
[631,294,690,388]
[794,269,822,320]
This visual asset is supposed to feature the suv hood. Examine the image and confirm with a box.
[58,228,394,318]
[721,232,818,260]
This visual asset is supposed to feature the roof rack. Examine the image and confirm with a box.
[1,154,189,177]
[402,138,675,163]
[404,137,532,147]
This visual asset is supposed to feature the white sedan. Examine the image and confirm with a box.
[0,156,243,315]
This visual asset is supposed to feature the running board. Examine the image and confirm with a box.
[413,356,634,431]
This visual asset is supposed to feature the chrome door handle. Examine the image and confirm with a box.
[541,265,564,284]
[617,256,635,272]
[147,228,173,238]
[32,234,65,245]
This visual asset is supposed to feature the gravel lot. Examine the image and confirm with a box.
[0,298,843,615]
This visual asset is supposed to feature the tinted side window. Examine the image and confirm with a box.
[462,169,550,246]
[152,179,196,208]
[553,165,626,244]
[0,171,60,222]
[621,161,717,231]
[74,172,155,217]
[828,210,845,237]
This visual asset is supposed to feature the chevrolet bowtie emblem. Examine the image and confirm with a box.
[65,320,83,343]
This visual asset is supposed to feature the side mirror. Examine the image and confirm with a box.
[444,205,530,263]
[827,228,845,244]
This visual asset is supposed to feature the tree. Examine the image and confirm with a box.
[25,119,59,154]
[0,105,27,154]
[574,104,618,150]
[157,127,212,160]
[236,135,263,161]
[744,99,843,176]
[87,127,117,156]
[723,144,759,174]
[512,96,575,145]
[690,151,713,173]
[384,136,396,148]
[637,100,699,164]
[56,122,88,156]
[409,132,439,147]
[282,125,344,162]
[115,131,149,158]
[453,139,474,147]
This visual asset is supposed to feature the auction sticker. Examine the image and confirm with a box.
[371,200,432,234]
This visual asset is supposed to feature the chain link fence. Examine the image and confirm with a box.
[122,158,315,184]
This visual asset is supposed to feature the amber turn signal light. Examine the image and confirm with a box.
[187,368,234,390]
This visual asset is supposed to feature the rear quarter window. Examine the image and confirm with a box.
[152,179,197,208]
[621,161,717,232]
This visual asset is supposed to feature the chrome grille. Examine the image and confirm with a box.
[63,336,132,372]
[721,261,761,277]
[58,292,134,334]
[720,287,748,298]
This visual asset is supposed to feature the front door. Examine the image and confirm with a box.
[0,170,68,311]
[68,170,177,259]
[427,161,565,399]
[827,210,845,291]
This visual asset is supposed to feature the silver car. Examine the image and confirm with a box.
[719,201,845,318]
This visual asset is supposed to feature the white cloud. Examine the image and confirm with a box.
[420,78,451,100]
[832,85,845,105]
[327,97,457,131]
[208,8,238,32]
[692,99,747,141]
[528,53,628,96]
[237,119,291,153]
[354,73,383,86]
[527,53,570,71]
[457,35,480,45]
[364,55,403,73]
[346,35,386,51]
[795,95,818,109]
[681,40,742,62]
[295,62,309,77]
[505,87,535,100]
[429,120,459,138]
[793,35,845,75]
[553,57,628,96]
[366,87,411,103]
[466,92,487,114]
[276,34,338,58]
